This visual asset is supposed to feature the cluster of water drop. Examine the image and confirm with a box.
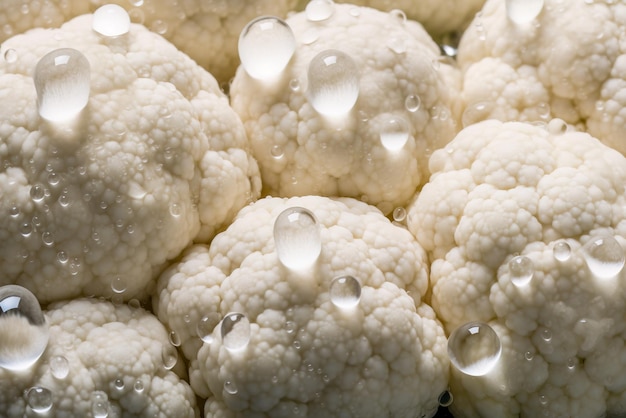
[447,321,502,376]
[273,207,322,270]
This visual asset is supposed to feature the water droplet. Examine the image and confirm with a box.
[238,16,295,80]
[305,0,334,21]
[547,118,567,135]
[390,9,407,24]
[92,4,130,37]
[582,236,625,279]
[393,207,407,222]
[26,387,53,413]
[524,351,534,361]
[329,275,361,309]
[114,378,125,391]
[271,145,284,159]
[34,48,91,122]
[150,19,168,35]
[438,390,453,407]
[508,255,534,287]
[50,355,69,379]
[167,330,180,347]
[567,357,577,371]
[379,114,410,151]
[447,321,501,376]
[224,380,238,394]
[197,313,220,343]
[133,379,144,393]
[9,205,20,217]
[111,277,126,294]
[541,328,552,342]
[4,48,17,63]
[405,94,421,112]
[462,102,493,127]
[169,203,181,218]
[161,344,178,370]
[505,0,544,24]
[220,312,251,352]
[553,240,571,261]
[289,78,300,92]
[91,391,109,418]
[41,231,54,246]
[284,320,296,334]
[307,49,359,116]
[30,184,46,202]
[0,285,49,370]
[273,207,322,270]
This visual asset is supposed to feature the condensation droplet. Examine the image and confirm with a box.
[506,0,544,24]
[224,380,238,395]
[9,205,20,217]
[0,285,49,371]
[380,114,410,151]
[448,321,501,376]
[405,94,421,112]
[30,184,46,202]
[329,275,361,309]
[161,344,178,370]
[289,78,300,92]
[91,391,109,418]
[34,48,91,122]
[393,207,407,222]
[274,207,322,270]
[169,203,181,218]
[524,351,534,361]
[41,231,54,246]
[114,378,125,391]
[547,118,567,135]
[508,255,534,287]
[92,4,130,37]
[270,145,284,159]
[150,19,168,35]
[197,313,220,344]
[390,9,407,24]
[305,0,334,21]
[133,379,144,393]
[307,49,359,116]
[582,235,625,279]
[462,102,493,127]
[220,312,251,352]
[50,355,69,379]
[26,386,53,413]
[111,277,126,294]
[169,330,181,347]
[553,240,571,261]
[4,48,17,63]
[438,390,453,407]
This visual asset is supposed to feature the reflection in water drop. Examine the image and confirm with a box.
[274,207,322,270]
[447,321,501,376]
[307,50,359,116]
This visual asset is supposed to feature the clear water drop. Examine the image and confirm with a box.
[220,312,251,352]
[462,101,493,127]
[197,313,220,343]
[508,255,534,287]
[271,145,284,159]
[553,240,571,261]
[582,235,625,279]
[289,78,300,92]
[438,390,453,407]
[393,207,407,222]
[329,276,361,309]
[524,351,534,361]
[91,391,109,418]
[169,330,181,347]
[541,328,552,342]
[41,231,54,246]
[92,4,130,37]
[114,378,125,391]
[9,205,20,217]
[30,184,46,202]
[448,321,501,376]
[238,16,295,80]
[133,379,144,393]
[380,114,410,151]
[305,0,334,21]
[34,48,91,122]
[161,344,178,370]
[405,94,421,112]
[224,380,238,395]
[26,386,53,413]
[273,207,322,270]
[307,49,359,116]
[547,118,567,135]
[20,222,32,237]
[50,355,69,379]
[390,9,407,24]
[111,276,126,294]
[4,48,17,63]
[0,285,49,371]
[505,0,544,24]
[169,203,181,217]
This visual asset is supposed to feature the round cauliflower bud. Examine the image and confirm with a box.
[407,119,626,417]
[0,14,260,304]
[457,0,626,154]
[230,4,461,214]
[0,297,199,417]
[155,195,449,418]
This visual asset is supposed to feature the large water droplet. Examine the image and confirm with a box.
[582,236,625,279]
[34,48,90,122]
[91,391,109,418]
[220,312,250,352]
[448,321,501,376]
[505,0,544,24]
[26,386,53,413]
[50,355,69,379]
[553,240,571,261]
[0,285,49,371]
[305,0,334,21]
[329,275,361,309]
[438,390,453,407]
[238,16,295,80]
[307,49,359,116]
[92,4,130,37]
[161,344,178,370]
[273,207,322,270]
[508,255,534,287]
[197,313,220,344]
[380,114,410,151]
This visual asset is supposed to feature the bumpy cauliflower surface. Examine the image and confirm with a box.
[230,4,461,213]
[0,14,260,304]
[408,119,626,417]
[155,195,449,418]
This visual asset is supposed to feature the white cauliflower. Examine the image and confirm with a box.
[0,14,260,304]
[230,4,461,213]
[155,196,449,418]
[407,119,626,417]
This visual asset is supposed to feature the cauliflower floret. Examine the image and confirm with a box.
[0,14,260,304]
[407,119,626,417]
[0,298,199,417]
[230,4,461,213]
[155,196,449,417]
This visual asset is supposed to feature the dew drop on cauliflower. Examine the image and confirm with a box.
[220,313,251,352]
[582,235,625,279]
[307,49,359,116]
[274,207,322,270]
[92,4,130,37]
[329,275,361,309]
[508,255,534,287]
[505,0,545,24]
[447,321,502,377]
[26,386,53,414]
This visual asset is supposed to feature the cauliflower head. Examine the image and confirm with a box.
[0,297,198,417]
[230,4,461,213]
[155,195,449,418]
[0,14,260,304]
[407,119,626,417]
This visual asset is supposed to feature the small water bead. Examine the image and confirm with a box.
[582,235,625,279]
[151,19,168,35]
[4,48,17,63]
[553,240,571,261]
[567,357,577,371]
[238,16,295,80]
[197,313,220,343]
[50,355,69,379]
[273,207,322,270]
[508,255,534,287]
[329,276,361,309]
[541,328,552,342]
[41,231,54,247]
[0,285,49,371]
[390,9,407,24]
[270,145,284,159]
[438,390,453,407]
[91,391,109,418]
[380,114,410,152]
[305,0,334,21]
[9,205,20,217]
[161,344,178,370]
[26,386,53,413]
[289,78,300,92]
[169,203,181,217]
[111,277,127,294]
[307,49,360,116]
[19,221,33,237]
[224,380,238,395]
[114,378,125,391]
[349,7,360,17]
[547,118,567,135]
[524,351,534,361]
[405,94,421,112]
[30,184,46,202]
[133,379,144,393]
[92,4,130,37]
[34,48,91,122]
[448,321,502,376]
[506,0,544,24]
[462,101,493,127]
[221,313,251,352]
[393,207,407,222]
[57,251,69,264]
[169,330,181,347]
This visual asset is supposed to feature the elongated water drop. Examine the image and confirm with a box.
[220,313,250,352]
[0,285,49,371]
[508,255,534,287]
[506,0,544,24]
[305,0,334,21]
[26,386,53,413]
[448,321,501,376]
[329,276,361,309]
[380,114,410,151]
[238,16,295,80]
[197,313,220,344]
[582,235,625,279]
[92,4,130,37]
[274,207,321,270]
[161,344,178,370]
[307,49,359,116]
[34,48,90,122]
[553,240,571,261]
